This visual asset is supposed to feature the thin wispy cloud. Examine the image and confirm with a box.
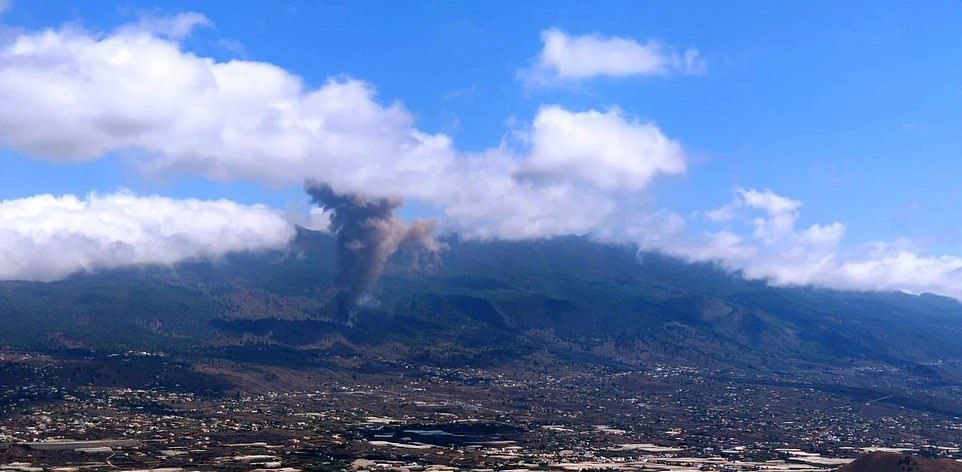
[520,28,705,87]
[122,11,212,40]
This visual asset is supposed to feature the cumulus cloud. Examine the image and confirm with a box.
[0,25,417,173]
[684,189,844,286]
[522,106,686,192]
[0,19,688,242]
[724,188,802,242]
[0,192,294,282]
[645,188,962,299]
[9,16,962,301]
[521,28,705,86]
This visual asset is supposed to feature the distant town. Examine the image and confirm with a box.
[3,350,960,472]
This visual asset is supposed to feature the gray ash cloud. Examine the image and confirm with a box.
[306,181,443,321]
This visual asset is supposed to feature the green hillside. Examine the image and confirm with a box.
[2,228,961,380]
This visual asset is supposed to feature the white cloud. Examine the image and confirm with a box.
[214,38,247,56]
[521,28,705,86]
[671,188,843,286]
[828,246,962,297]
[0,192,295,282]
[800,222,845,245]
[738,188,802,242]
[13,17,962,302]
[703,188,802,242]
[122,12,212,40]
[522,106,686,192]
[0,25,416,176]
[654,188,962,299]
[738,188,801,215]
[0,19,689,243]
[703,207,734,223]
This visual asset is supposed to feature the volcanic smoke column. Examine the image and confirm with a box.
[307,181,444,321]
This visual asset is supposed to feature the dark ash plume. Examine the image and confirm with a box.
[306,181,444,321]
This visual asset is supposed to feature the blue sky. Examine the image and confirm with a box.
[2,1,962,295]
[6,1,962,247]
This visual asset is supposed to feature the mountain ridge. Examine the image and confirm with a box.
[0,228,960,379]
